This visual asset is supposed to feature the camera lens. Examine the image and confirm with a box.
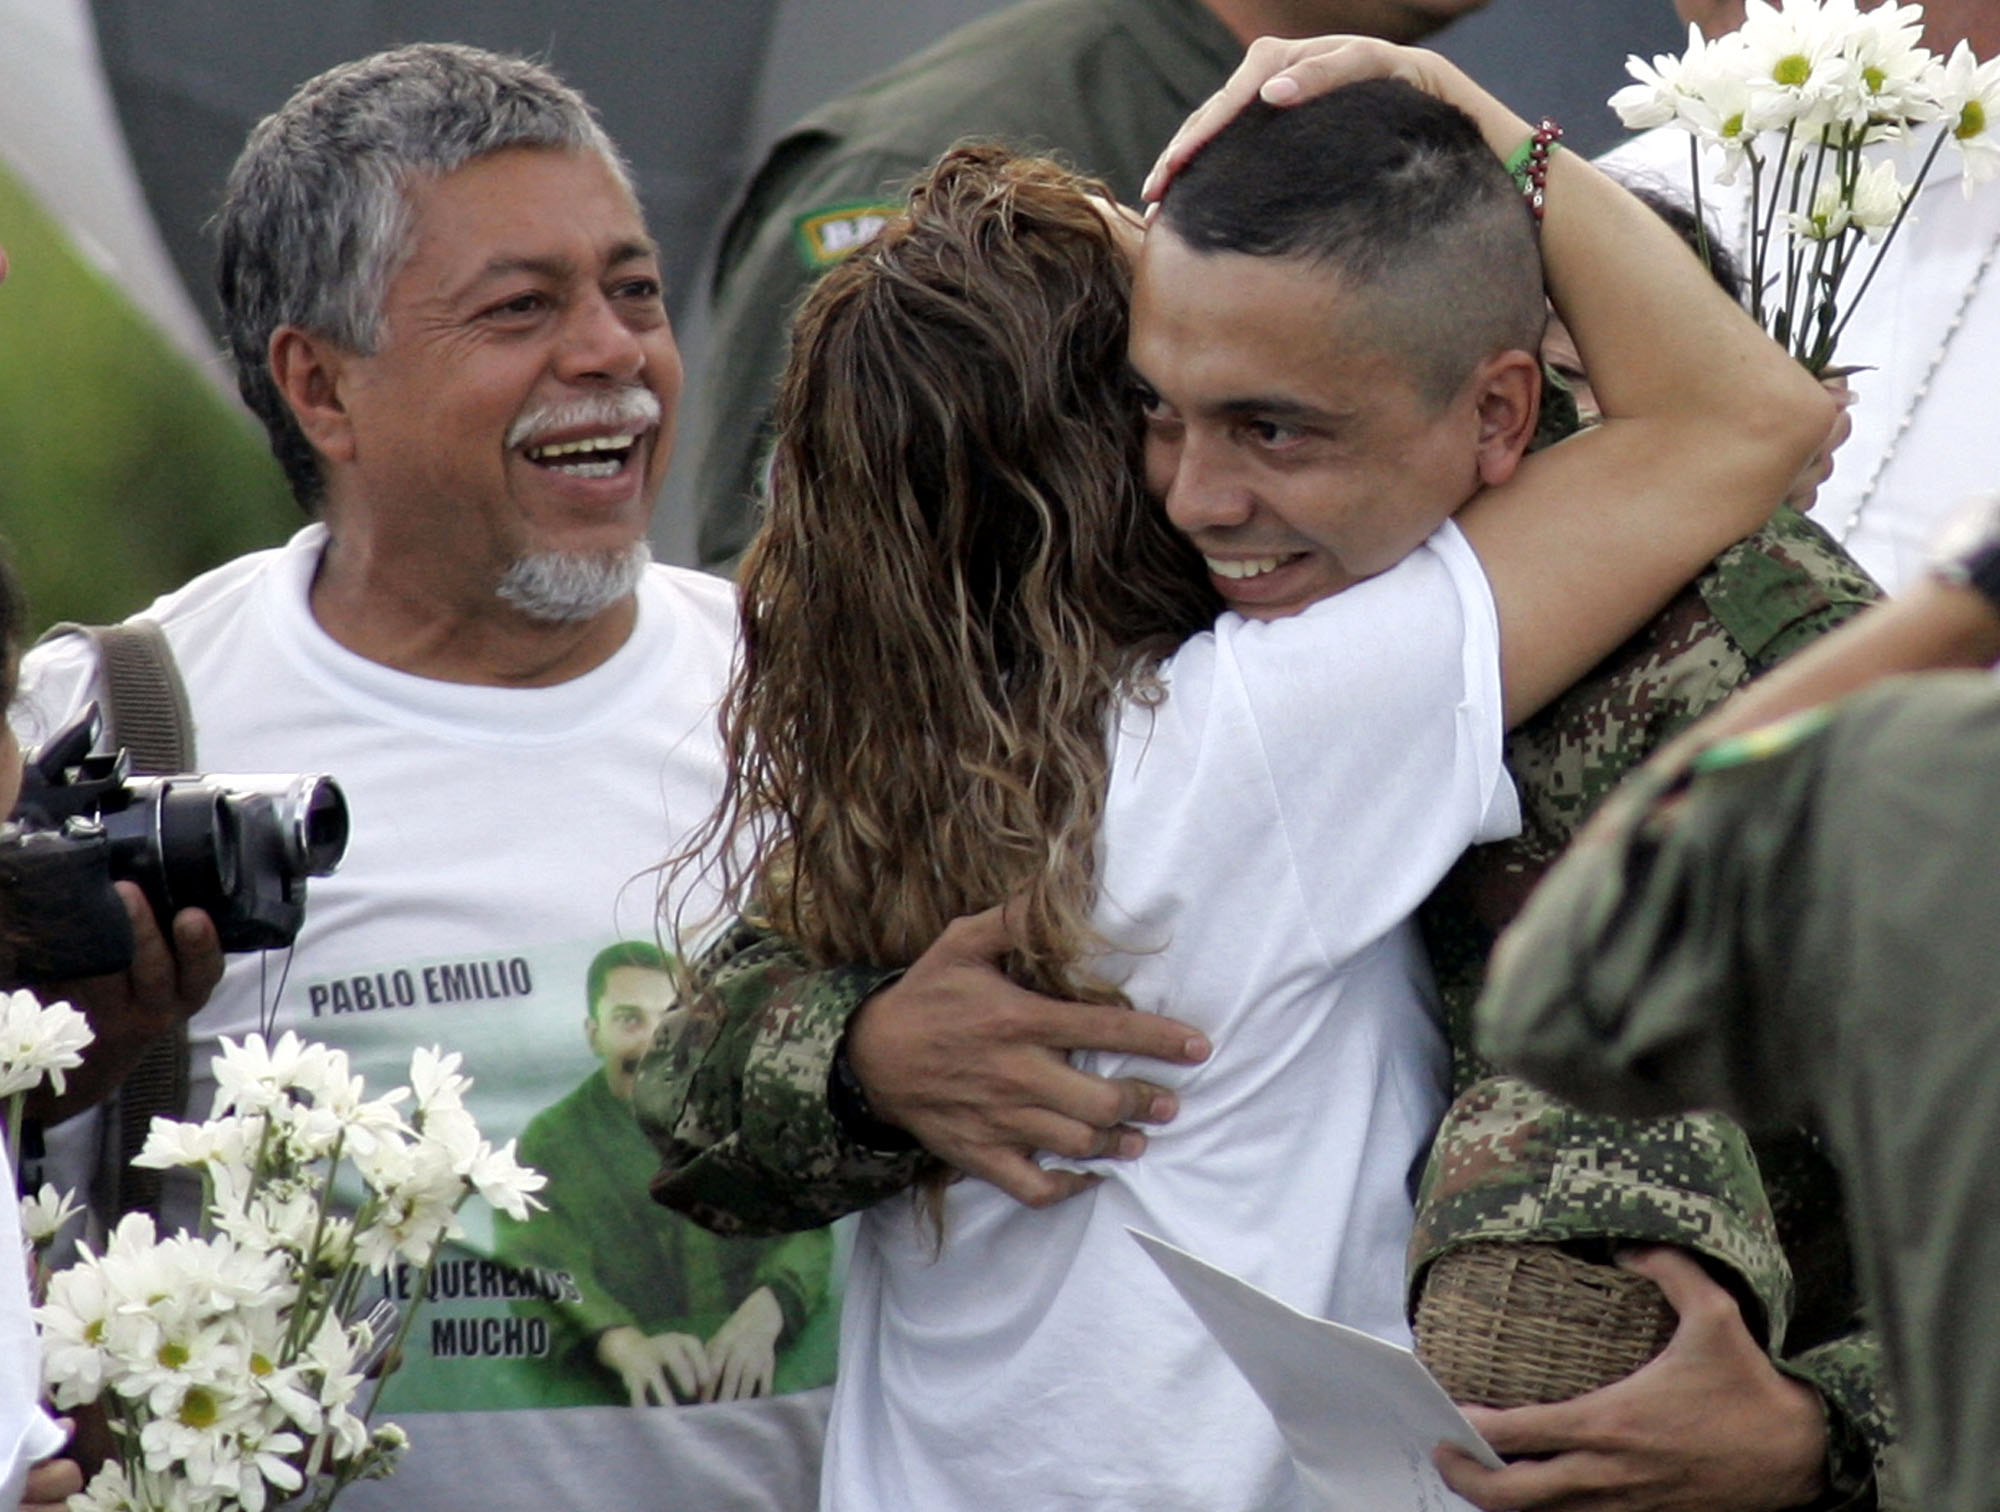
[155,785,239,910]
[291,777,349,877]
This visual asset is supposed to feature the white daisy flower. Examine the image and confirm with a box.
[0,989,94,1098]
[1939,40,2000,189]
[21,1182,82,1245]
[1737,0,1849,131]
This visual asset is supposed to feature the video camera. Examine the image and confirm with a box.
[0,707,349,986]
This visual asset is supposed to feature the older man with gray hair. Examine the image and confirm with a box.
[12,42,834,1512]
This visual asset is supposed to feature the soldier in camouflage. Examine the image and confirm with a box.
[680,0,1492,571]
[1410,504,1899,1507]
[637,498,1903,1509]
[640,46,1899,1496]
[1476,541,2000,1511]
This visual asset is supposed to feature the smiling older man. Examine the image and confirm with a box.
[12,43,836,1512]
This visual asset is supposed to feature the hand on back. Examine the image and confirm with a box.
[846,904,1209,1208]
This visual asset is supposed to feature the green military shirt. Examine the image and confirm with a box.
[680,0,1239,568]
[1410,508,1895,1507]
[492,1066,838,1404]
[1480,672,2000,1512]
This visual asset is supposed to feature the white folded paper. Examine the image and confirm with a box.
[1132,1229,1503,1512]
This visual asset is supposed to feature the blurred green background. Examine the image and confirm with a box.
[0,161,294,638]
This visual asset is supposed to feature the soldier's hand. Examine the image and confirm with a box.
[1783,375,1855,516]
[596,1324,707,1407]
[20,1417,84,1512]
[1436,1246,1828,1512]
[703,1286,782,1403]
[21,1453,83,1511]
[30,885,223,1123]
[846,904,1209,1208]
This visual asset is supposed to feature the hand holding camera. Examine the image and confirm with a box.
[1,706,348,1121]
[0,705,348,986]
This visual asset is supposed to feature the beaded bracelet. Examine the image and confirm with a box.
[1503,119,1564,223]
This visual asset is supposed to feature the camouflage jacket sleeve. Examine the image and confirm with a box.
[632,921,926,1237]
[1421,505,1880,1087]
[1414,509,1896,1506]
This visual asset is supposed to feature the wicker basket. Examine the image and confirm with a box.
[1413,1242,1677,1408]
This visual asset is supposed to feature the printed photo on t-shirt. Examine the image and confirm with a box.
[295,936,844,1414]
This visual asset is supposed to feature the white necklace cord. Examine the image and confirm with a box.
[1833,219,2000,544]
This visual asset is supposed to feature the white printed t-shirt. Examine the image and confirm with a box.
[15,525,840,1512]
[822,521,1519,1512]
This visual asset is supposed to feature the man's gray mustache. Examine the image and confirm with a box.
[507,388,662,450]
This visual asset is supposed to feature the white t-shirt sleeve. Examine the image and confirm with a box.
[0,1131,66,1505]
[1140,521,1516,965]
[11,630,107,752]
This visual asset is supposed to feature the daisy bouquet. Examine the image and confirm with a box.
[23,1030,544,1512]
[1611,0,2000,371]
[1,987,95,1298]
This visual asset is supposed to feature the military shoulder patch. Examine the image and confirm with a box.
[792,202,900,269]
[1692,704,1835,772]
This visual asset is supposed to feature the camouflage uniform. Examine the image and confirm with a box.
[637,924,921,1236]
[634,503,1901,1504]
[680,0,1239,569]
[1410,507,1899,1508]
[1477,675,2000,1512]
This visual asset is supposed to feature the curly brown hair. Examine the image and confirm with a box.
[677,145,1219,1004]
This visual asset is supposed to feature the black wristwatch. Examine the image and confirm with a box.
[827,1031,922,1153]
[1928,491,2000,612]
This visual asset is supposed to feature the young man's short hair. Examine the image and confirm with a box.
[1156,79,1545,406]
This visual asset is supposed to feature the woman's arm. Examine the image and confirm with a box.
[1150,36,1838,729]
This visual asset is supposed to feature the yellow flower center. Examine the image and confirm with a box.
[1723,111,1746,139]
[1774,54,1812,87]
[1960,99,1988,141]
[178,1386,220,1430]
[1864,65,1886,92]
[158,1341,190,1370]
[84,1320,104,1345]
[250,1353,274,1378]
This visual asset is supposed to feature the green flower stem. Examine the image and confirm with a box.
[247,1114,283,1207]
[1808,132,1841,317]
[6,1091,23,1196]
[329,1258,366,1325]
[364,1208,464,1432]
[107,1401,148,1506]
[1690,135,1715,285]
[1757,123,1803,320]
[1826,119,1950,355]
[1791,130,1843,364]
[1747,150,1770,327]
[1777,131,1822,353]
[282,1129,348,1363]
[1807,151,1869,372]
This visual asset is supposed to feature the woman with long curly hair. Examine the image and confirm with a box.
[690,147,1217,997]
[675,40,1831,1510]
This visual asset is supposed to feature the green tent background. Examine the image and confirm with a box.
[0,162,294,638]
